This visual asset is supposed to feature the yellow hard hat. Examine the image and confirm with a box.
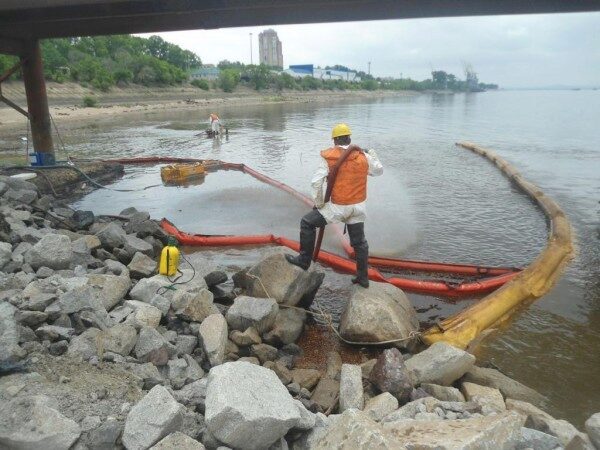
[331,123,351,139]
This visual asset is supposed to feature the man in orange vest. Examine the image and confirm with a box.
[286,123,383,288]
[209,113,221,134]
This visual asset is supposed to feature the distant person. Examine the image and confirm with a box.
[285,123,383,288]
[208,113,221,135]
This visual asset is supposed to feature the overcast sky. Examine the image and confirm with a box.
[140,12,600,88]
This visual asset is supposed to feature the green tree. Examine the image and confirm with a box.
[246,64,272,90]
[218,69,240,92]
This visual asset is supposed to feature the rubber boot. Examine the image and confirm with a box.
[348,223,369,288]
[285,213,322,270]
[351,242,370,288]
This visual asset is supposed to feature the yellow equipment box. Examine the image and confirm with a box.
[160,162,206,184]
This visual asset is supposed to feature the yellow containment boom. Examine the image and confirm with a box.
[421,142,574,349]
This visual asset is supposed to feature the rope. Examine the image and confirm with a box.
[156,251,197,296]
[245,272,421,346]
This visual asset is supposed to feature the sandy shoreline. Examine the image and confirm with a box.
[0,81,418,132]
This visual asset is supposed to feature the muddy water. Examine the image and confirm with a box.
[64,90,599,426]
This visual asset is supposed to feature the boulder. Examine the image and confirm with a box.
[205,361,302,449]
[381,397,481,423]
[291,368,322,391]
[198,314,228,367]
[0,241,12,269]
[264,360,293,385]
[166,355,204,389]
[545,419,583,447]
[369,348,413,403]
[124,300,162,329]
[35,325,75,342]
[73,235,102,253]
[585,413,600,448]
[263,308,306,346]
[339,364,364,412]
[127,362,164,390]
[98,324,138,356]
[24,234,73,270]
[134,326,174,366]
[58,285,106,314]
[150,431,205,449]
[245,252,324,306]
[5,188,37,204]
[225,296,279,334]
[87,274,131,311]
[204,271,228,288]
[96,222,127,250]
[506,399,556,431]
[128,252,158,279]
[86,417,123,450]
[122,385,184,450]
[0,302,25,365]
[229,327,261,347]
[461,382,506,414]
[363,393,399,422]
[420,383,466,402]
[405,342,475,386]
[145,294,171,316]
[566,433,596,450]
[338,282,418,346]
[463,366,546,406]
[0,395,81,450]
[173,379,208,411]
[175,334,198,355]
[172,290,216,323]
[290,413,331,450]
[67,327,101,360]
[383,410,525,449]
[250,343,278,363]
[313,409,397,449]
[124,234,154,258]
[311,378,339,413]
[517,427,562,450]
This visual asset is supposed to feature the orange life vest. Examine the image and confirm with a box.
[320,146,369,205]
[209,114,219,122]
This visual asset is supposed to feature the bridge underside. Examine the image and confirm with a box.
[1,0,600,156]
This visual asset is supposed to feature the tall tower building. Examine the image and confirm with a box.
[258,29,283,68]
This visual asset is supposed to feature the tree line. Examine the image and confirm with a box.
[0,35,201,91]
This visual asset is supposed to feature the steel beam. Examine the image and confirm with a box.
[20,40,54,156]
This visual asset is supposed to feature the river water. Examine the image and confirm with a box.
[54,89,600,426]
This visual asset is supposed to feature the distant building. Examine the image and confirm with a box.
[259,29,283,68]
[285,64,361,82]
[189,67,220,81]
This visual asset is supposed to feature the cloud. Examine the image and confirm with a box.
[139,12,600,88]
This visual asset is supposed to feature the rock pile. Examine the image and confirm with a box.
[0,174,597,450]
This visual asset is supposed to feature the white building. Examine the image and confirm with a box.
[258,29,283,69]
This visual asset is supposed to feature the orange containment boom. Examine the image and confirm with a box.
[102,155,522,298]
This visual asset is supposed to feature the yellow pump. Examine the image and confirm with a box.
[159,237,180,277]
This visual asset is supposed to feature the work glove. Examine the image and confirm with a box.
[365,148,378,158]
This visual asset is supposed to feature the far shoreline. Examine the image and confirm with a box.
[0,81,420,133]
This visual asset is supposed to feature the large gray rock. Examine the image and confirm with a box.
[383,410,525,449]
[135,326,174,366]
[313,409,398,449]
[369,348,413,403]
[421,383,466,402]
[5,188,38,204]
[405,342,476,386]
[339,364,364,412]
[124,300,162,329]
[506,399,556,431]
[517,427,562,450]
[0,302,25,366]
[461,382,506,414]
[96,222,127,250]
[128,252,158,279]
[245,252,324,306]
[150,431,205,449]
[124,234,154,258]
[585,413,600,448]
[58,285,106,314]
[363,393,399,422]
[205,361,302,449]
[67,327,101,360]
[198,314,228,367]
[0,395,81,450]
[98,324,138,356]
[291,413,331,450]
[130,272,208,302]
[0,241,12,269]
[311,378,340,413]
[173,379,208,411]
[172,290,216,323]
[463,366,546,407]
[339,282,418,346]
[122,385,184,450]
[24,234,73,270]
[225,296,279,334]
[263,308,306,346]
[87,274,131,311]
